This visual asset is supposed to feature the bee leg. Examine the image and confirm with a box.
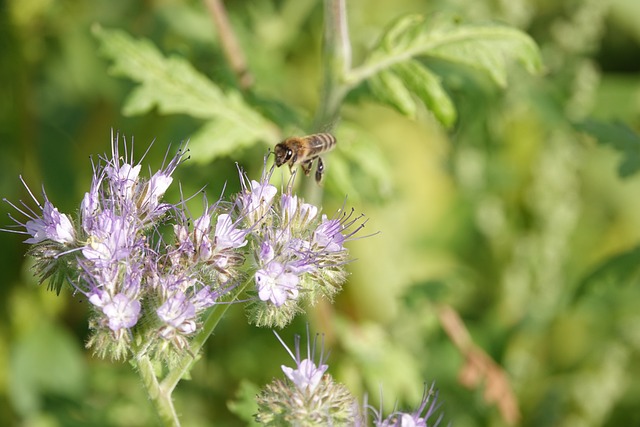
[301,158,314,176]
[315,157,325,183]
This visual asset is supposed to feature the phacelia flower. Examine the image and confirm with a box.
[370,383,444,427]
[157,292,197,339]
[2,178,76,245]
[3,131,246,363]
[3,132,369,362]
[239,164,368,328]
[255,261,299,307]
[214,213,247,249]
[255,329,359,426]
[102,293,142,332]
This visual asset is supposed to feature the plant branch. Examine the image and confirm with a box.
[311,0,352,132]
[136,354,181,427]
[204,0,253,90]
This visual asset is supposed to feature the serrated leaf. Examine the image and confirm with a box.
[576,119,640,178]
[92,25,278,161]
[393,60,457,127]
[351,14,542,89]
[367,69,417,118]
[188,119,264,163]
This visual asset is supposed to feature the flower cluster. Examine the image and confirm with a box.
[3,132,366,361]
[236,165,367,328]
[255,329,444,427]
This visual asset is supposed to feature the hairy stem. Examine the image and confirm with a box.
[305,0,352,204]
[312,0,352,132]
[136,354,181,427]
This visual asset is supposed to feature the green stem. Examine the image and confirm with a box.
[306,0,352,204]
[136,353,181,427]
[311,0,352,132]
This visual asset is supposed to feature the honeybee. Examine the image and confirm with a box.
[273,133,337,183]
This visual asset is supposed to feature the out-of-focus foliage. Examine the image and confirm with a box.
[360,14,542,126]
[92,25,280,161]
[2,0,640,426]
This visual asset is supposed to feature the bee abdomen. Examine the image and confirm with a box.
[308,133,337,152]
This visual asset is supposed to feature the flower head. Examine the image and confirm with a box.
[3,132,244,362]
[237,163,368,328]
[370,383,444,427]
[255,328,359,426]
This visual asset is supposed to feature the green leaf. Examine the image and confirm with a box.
[92,25,278,161]
[576,119,640,178]
[366,61,458,127]
[367,69,417,118]
[393,60,457,127]
[227,380,261,426]
[350,14,543,89]
[574,245,640,302]
[188,119,264,163]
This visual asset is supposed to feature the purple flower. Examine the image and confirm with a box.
[314,215,346,252]
[255,261,299,306]
[3,178,76,245]
[299,202,318,224]
[106,162,141,201]
[237,176,278,225]
[280,194,298,224]
[276,328,330,395]
[157,292,197,336]
[246,180,278,210]
[25,199,76,245]
[259,240,275,264]
[82,211,136,268]
[139,172,173,213]
[192,286,219,311]
[282,358,328,394]
[257,328,359,425]
[214,213,247,249]
[137,144,184,216]
[192,211,214,260]
[101,293,142,331]
[173,223,195,258]
[81,177,103,232]
[373,383,443,427]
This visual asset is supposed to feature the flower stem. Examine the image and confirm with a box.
[136,353,181,427]
[312,0,352,132]
[305,0,352,204]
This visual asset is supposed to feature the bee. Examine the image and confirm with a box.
[273,133,337,183]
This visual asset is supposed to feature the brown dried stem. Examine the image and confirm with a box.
[438,304,521,425]
[204,0,253,90]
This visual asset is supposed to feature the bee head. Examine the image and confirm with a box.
[274,142,293,167]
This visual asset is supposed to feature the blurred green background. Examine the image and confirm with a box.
[2,0,640,426]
